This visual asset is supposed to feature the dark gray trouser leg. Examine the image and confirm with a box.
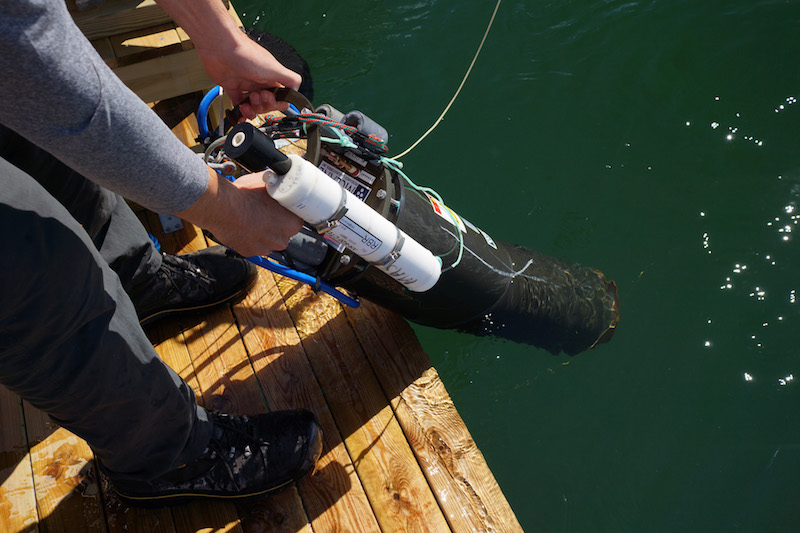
[0,157,211,482]
[0,126,162,302]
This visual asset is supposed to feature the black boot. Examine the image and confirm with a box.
[108,410,322,506]
[133,245,258,327]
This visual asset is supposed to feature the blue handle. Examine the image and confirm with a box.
[197,85,223,141]
[246,255,360,308]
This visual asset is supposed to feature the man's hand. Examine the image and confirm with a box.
[196,37,301,118]
[176,169,303,257]
[155,0,301,117]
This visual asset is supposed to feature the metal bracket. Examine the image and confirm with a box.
[312,188,349,234]
[378,229,405,268]
[158,213,184,234]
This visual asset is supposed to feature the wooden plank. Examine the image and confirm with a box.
[170,500,246,533]
[73,0,239,42]
[233,269,382,532]
[22,403,105,532]
[110,23,181,57]
[0,386,38,533]
[145,319,249,533]
[113,49,213,104]
[345,300,525,533]
[148,92,204,149]
[176,27,193,51]
[108,23,186,66]
[101,478,174,533]
[103,495,175,533]
[111,49,207,103]
[274,279,452,533]
[77,0,243,103]
[72,1,173,41]
[169,239,311,532]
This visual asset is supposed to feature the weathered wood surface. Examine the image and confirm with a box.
[112,47,213,104]
[233,273,382,531]
[274,279,453,533]
[23,403,105,533]
[69,0,230,41]
[345,302,525,532]
[108,23,191,67]
[71,1,172,41]
[0,386,37,533]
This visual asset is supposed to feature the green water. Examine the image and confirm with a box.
[238,1,800,530]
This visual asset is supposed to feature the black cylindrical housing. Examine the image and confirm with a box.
[341,186,619,355]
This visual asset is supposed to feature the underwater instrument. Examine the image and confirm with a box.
[224,122,441,292]
[201,87,619,355]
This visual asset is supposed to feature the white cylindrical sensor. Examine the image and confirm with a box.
[264,154,441,291]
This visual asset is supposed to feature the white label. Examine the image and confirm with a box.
[344,150,369,170]
[479,228,497,249]
[319,161,372,200]
[332,216,383,255]
[357,168,378,185]
[426,194,466,233]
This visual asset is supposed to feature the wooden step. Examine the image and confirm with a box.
[70,0,240,103]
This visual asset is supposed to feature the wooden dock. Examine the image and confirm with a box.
[0,2,523,532]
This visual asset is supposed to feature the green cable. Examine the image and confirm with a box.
[321,130,358,149]
[381,156,465,270]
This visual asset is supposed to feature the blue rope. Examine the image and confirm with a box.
[148,233,162,252]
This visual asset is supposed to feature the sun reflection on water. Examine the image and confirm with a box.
[696,94,798,388]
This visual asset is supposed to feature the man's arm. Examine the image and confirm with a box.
[0,0,303,256]
[0,0,209,215]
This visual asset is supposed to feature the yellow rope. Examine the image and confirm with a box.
[392,0,502,160]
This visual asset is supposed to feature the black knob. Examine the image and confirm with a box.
[224,122,292,175]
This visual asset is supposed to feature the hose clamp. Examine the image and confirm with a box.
[378,229,405,268]
[313,188,348,234]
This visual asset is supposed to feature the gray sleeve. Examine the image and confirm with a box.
[0,0,209,214]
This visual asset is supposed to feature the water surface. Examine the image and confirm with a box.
[239,1,800,530]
